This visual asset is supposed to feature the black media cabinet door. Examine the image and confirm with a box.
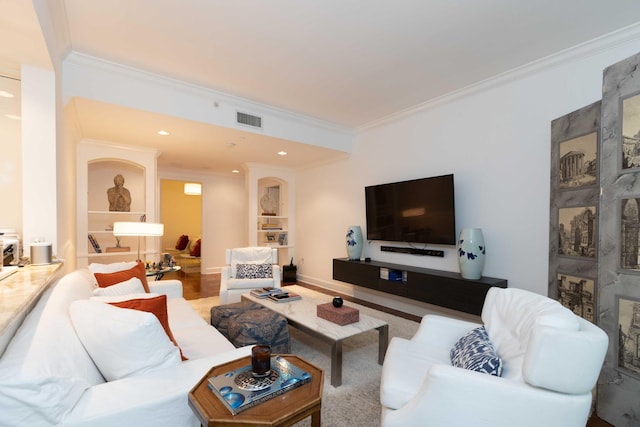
[333,259,378,290]
[378,279,408,297]
[408,272,494,316]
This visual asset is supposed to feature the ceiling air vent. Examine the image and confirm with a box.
[236,111,263,129]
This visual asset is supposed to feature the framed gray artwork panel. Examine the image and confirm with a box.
[558,206,597,258]
[616,295,640,380]
[622,92,640,171]
[559,132,598,190]
[557,273,595,323]
[620,197,640,271]
[549,101,601,299]
[599,51,640,426]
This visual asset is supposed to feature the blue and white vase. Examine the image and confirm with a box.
[457,228,485,280]
[346,226,364,260]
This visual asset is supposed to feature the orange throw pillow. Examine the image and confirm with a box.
[109,294,187,361]
[175,234,189,250]
[94,261,151,293]
[189,239,201,257]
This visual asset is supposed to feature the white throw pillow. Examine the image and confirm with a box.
[92,277,145,296]
[88,261,138,274]
[90,292,158,303]
[69,300,181,381]
[230,247,273,277]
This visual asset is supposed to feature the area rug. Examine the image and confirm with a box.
[187,287,420,426]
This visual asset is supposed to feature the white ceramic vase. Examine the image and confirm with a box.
[457,228,485,280]
[346,226,364,260]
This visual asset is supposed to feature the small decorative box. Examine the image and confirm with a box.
[317,303,359,325]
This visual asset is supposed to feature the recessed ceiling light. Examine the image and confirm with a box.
[0,91,14,98]
[277,151,287,156]
[5,114,21,120]
[232,169,240,173]
[157,130,170,136]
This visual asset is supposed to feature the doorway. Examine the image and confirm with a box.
[160,179,202,273]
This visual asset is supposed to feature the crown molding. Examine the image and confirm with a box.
[357,22,640,133]
[79,138,161,158]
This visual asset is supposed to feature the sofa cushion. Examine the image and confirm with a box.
[0,270,104,426]
[226,277,276,290]
[93,261,151,293]
[70,299,182,381]
[450,326,502,376]
[166,298,238,359]
[236,263,273,279]
[92,276,145,296]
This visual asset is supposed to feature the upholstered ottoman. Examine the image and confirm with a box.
[210,301,265,339]
[227,308,291,354]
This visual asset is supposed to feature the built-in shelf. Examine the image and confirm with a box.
[88,210,147,215]
[79,250,159,259]
[77,141,160,267]
[333,258,508,316]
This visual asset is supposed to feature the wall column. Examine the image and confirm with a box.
[21,66,57,258]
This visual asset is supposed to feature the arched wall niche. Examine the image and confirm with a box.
[88,159,146,213]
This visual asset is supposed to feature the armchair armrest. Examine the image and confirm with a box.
[148,280,183,298]
[382,364,592,427]
[272,264,281,287]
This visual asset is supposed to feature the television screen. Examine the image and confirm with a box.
[365,174,456,245]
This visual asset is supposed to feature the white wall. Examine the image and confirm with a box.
[295,29,640,316]
[202,175,246,272]
[21,66,57,257]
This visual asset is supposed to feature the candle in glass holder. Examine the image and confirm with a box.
[251,345,271,376]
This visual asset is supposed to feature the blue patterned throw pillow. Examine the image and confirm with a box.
[236,263,273,279]
[450,326,502,376]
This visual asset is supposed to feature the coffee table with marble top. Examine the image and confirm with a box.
[242,285,389,387]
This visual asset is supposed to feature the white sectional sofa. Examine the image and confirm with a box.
[0,264,251,426]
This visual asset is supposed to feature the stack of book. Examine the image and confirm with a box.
[249,287,284,298]
[261,223,282,231]
[88,234,102,253]
[267,291,301,303]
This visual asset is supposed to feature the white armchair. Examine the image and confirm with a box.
[219,247,281,304]
[380,287,608,427]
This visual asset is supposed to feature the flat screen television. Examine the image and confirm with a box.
[365,174,456,245]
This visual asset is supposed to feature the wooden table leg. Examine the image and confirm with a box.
[331,339,343,386]
[311,407,321,427]
[377,324,389,364]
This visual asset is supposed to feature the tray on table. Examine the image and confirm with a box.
[207,355,312,415]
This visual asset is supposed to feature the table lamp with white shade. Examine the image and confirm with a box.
[112,222,164,261]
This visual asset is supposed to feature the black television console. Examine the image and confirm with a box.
[332,258,507,316]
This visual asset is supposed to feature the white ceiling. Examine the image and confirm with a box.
[69,97,348,173]
[3,1,640,174]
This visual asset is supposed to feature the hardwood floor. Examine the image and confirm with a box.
[172,271,219,300]
[174,272,613,427]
